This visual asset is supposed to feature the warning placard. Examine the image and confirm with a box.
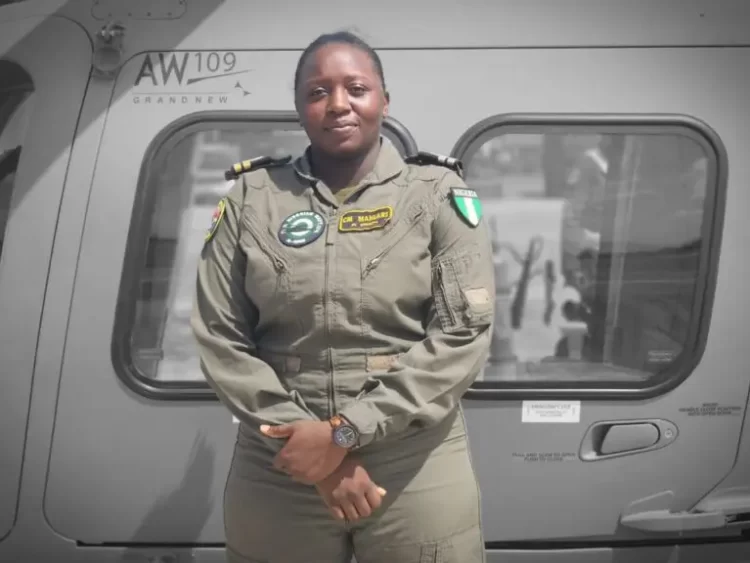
[522,401,581,423]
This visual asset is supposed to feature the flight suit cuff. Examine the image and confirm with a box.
[339,402,381,448]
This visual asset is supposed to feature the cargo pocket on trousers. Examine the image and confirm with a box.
[433,251,493,334]
[225,545,267,563]
[419,525,484,563]
[419,539,453,563]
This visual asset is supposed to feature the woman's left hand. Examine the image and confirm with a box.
[260,420,347,484]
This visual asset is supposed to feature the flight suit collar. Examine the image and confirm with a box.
[292,137,407,206]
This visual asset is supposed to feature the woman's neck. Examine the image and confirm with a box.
[309,139,381,192]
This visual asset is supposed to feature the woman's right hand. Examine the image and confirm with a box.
[315,455,386,522]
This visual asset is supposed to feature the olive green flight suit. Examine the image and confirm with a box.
[191,139,495,563]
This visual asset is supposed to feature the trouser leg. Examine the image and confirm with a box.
[351,409,486,563]
[223,425,352,563]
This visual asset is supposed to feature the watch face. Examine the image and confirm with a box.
[333,425,358,448]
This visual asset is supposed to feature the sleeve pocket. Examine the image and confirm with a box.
[433,251,494,334]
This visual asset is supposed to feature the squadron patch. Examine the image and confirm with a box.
[205,198,227,242]
[450,187,483,228]
[339,206,393,233]
[278,211,325,247]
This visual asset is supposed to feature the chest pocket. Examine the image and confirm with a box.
[238,208,291,308]
[360,201,429,277]
[359,201,432,339]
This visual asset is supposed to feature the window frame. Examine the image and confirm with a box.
[453,113,728,401]
[111,110,418,401]
[0,59,33,263]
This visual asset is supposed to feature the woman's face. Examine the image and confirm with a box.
[295,42,388,158]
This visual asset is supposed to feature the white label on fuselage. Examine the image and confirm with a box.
[522,401,581,423]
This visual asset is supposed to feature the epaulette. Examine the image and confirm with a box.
[224,155,292,181]
[404,151,464,178]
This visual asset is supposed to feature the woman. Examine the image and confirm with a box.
[191,31,495,563]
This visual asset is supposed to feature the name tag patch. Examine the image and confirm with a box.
[339,206,394,232]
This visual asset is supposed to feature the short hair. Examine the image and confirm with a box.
[293,31,386,93]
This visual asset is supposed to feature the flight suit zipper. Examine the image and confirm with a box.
[435,261,458,327]
[324,212,336,417]
[362,207,426,278]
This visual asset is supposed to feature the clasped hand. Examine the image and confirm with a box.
[261,420,387,521]
[260,420,347,484]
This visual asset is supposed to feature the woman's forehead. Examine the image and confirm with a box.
[300,43,377,82]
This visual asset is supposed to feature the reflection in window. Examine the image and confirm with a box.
[129,122,409,382]
[464,130,710,384]
[0,61,34,261]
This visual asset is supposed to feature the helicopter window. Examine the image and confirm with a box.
[119,114,415,386]
[453,117,722,394]
[0,60,33,261]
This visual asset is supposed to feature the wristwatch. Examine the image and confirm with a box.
[329,415,359,449]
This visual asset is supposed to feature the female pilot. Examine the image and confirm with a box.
[191,30,495,563]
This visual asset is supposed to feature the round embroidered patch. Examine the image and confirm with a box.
[278,211,325,247]
[205,198,226,243]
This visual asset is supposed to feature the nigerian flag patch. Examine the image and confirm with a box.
[450,187,482,227]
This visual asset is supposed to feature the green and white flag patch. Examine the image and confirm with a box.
[450,187,483,227]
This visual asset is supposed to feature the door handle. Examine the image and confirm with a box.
[580,419,678,461]
[599,422,659,454]
[620,509,726,532]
